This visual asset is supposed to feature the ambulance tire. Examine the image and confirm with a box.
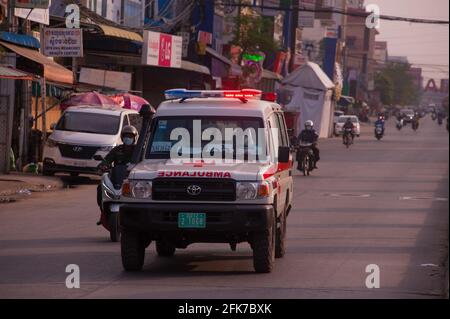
[275,203,287,258]
[252,212,276,273]
[121,229,145,271]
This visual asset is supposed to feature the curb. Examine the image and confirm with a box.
[0,174,64,204]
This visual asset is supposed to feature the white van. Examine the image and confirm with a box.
[42,106,140,176]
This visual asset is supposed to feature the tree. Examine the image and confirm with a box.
[375,63,419,106]
[230,10,280,64]
[375,72,394,105]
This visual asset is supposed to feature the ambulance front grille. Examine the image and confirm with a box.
[152,178,236,201]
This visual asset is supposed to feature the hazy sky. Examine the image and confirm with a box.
[365,0,449,82]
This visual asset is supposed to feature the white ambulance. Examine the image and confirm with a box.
[119,89,293,273]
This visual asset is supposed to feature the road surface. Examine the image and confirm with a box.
[0,116,448,298]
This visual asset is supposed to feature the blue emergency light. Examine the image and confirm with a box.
[164,89,262,102]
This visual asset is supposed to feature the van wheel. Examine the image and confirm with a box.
[156,240,176,257]
[275,205,287,258]
[252,213,276,273]
[121,229,145,271]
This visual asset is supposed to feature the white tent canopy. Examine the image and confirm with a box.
[281,62,335,90]
[280,62,335,138]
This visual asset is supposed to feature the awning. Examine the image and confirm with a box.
[0,32,40,49]
[205,47,232,65]
[97,24,143,42]
[262,69,283,81]
[86,51,210,75]
[338,95,355,106]
[0,65,33,80]
[180,60,210,75]
[0,41,74,85]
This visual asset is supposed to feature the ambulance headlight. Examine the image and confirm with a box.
[130,181,152,199]
[236,182,270,200]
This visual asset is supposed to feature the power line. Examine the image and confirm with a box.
[213,1,450,25]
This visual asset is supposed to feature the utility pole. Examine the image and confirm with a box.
[289,0,299,72]
[7,0,17,32]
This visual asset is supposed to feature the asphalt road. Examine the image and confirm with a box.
[0,116,448,299]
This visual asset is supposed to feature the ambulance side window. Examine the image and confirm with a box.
[269,113,283,149]
[266,119,276,161]
[275,112,289,147]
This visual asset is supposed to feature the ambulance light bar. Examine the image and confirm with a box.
[164,89,262,102]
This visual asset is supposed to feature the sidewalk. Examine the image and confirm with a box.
[0,173,64,203]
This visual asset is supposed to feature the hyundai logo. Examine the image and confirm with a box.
[73,146,83,152]
[186,184,202,196]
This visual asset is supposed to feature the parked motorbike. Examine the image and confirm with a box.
[343,128,354,148]
[296,142,315,176]
[95,156,130,242]
[375,124,384,140]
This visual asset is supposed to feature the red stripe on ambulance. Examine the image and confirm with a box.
[157,171,232,178]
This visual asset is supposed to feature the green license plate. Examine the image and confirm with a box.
[178,213,206,228]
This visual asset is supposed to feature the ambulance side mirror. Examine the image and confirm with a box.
[278,146,290,163]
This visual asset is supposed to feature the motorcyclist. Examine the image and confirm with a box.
[342,117,355,144]
[375,115,385,135]
[296,120,320,169]
[96,125,138,207]
[437,109,445,124]
[412,112,420,130]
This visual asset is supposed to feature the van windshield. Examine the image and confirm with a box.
[56,111,121,135]
[146,116,266,161]
[338,117,358,123]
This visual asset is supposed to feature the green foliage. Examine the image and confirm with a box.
[231,12,280,63]
[375,72,394,105]
[375,63,419,106]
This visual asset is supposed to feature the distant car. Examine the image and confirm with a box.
[400,109,415,123]
[42,106,141,176]
[333,111,345,135]
[334,111,345,123]
[335,115,361,137]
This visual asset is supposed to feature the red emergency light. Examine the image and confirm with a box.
[165,89,262,103]
[223,89,262,99]
[261,92,277,102]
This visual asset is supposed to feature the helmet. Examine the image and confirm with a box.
[305,120,314,129]
[121,125,138,143]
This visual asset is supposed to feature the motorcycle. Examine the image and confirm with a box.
[375,124,384,140]
[431,112,437,121]
[94,157,130,242]
[296,142,315,176]
[437,116,443,126]
[343,128,354,148]
[396,119,403,130]
[412,119,419,131]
